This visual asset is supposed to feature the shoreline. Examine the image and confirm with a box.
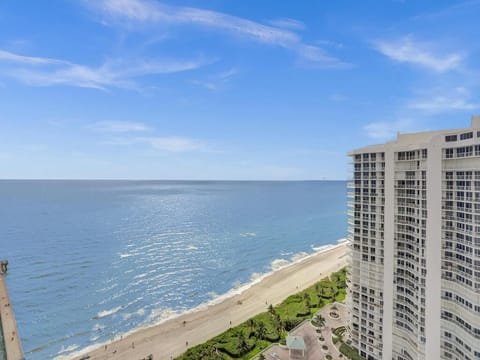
[62,241,345,358]
[67,240,349,360]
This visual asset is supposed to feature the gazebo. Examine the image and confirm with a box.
[286,335,306,358]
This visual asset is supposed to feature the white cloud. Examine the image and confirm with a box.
[190,79,218,91]
[9,64,122,90]
[364,119,416,140]
[267,18,305,31]
[374,36,463,72]
[0,49,210,90]
[316,40,344,49]
[190,67,239,90]
[95,0,162,22]
[89,121,151,132]
[90,0,298,46]
[0,49,66,65]
[86,0,347,67]
[409,97,479,112]
[408,87,480,113]
[297,45,347,67]
[217,68,239,80]
[106,135,207,152]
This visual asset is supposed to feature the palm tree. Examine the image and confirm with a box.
[331,285,339,299]
[315,314,326,327]
[273,315,283,335]
[304,292,311,308]
[305,297,311,310]
[331,273,339,283]
[256,320,267,340]
[268,304,275,315]
[236,331,249,355]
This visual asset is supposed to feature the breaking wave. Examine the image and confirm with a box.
[95,306,122,319]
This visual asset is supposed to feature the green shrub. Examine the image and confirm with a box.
[283,318,302,331]
[333,326,347,338]
[339,343,366,360]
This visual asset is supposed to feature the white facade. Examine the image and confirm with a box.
[347,116,480,360]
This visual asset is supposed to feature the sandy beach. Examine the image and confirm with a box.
[71,242,349,360]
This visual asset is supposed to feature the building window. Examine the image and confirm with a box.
[460,132,473,140]
[446,135,458,142]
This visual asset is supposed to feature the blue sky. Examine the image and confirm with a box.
[1,0,479,180]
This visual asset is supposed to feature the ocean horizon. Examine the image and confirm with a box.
[0,180,347,359]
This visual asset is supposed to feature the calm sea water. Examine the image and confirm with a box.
[0,181,347,359]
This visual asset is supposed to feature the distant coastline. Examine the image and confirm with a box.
[0,179,349,182]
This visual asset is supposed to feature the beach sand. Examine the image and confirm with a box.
[71,242,349,360]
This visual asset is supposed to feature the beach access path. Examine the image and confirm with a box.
[71,242,349,360]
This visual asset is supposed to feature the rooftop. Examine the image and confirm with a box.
[349,115,480,155]
[286,336,306,351]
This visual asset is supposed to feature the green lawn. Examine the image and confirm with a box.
[175,267,348,360]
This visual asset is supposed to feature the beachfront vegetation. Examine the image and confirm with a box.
[175,267,347,360]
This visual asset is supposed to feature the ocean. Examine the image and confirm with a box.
[0,180,347,359]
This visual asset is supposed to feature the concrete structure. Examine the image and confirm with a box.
[0,263,24,360]
[347,116,480,360]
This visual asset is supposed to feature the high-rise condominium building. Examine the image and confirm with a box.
[347,116,480,360]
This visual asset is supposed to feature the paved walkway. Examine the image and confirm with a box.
[317,302,348,359]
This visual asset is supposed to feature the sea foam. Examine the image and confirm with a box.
[95,306,122,319]
[56,344,79,355]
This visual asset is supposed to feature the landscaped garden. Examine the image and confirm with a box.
[175,267,347,360]
[333,326,366,360]
[339,343,366,360]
